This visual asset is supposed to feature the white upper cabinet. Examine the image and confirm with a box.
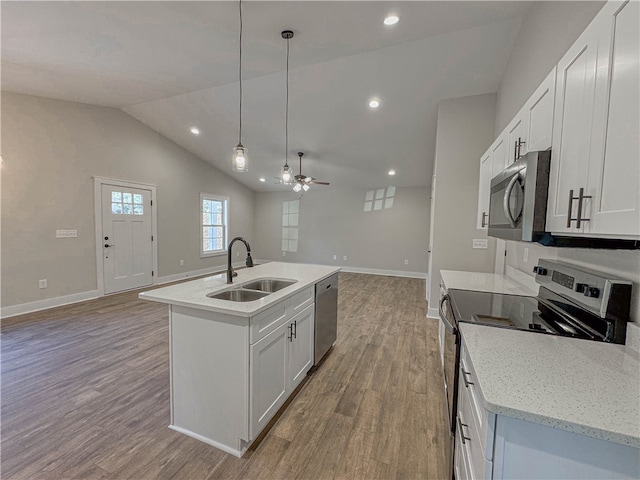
[491,134,508,177]
[477,151,492,229]
[523,67,556,154]
[505,114,526,166]
[547,0,639,238]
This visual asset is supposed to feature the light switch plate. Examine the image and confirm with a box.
[56,229,77,238]
[472,239,488,249]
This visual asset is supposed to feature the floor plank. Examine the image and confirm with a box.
[1,272,449,479]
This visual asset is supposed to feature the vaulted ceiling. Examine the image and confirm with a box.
[1,1,532,192]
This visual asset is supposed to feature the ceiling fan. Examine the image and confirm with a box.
[292,152,330,192]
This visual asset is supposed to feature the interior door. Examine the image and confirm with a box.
[101,184,153,294]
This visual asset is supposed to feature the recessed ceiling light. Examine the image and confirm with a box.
[190,127,200,135]
[384,15,399,26]
[369,99,380,109]
[259,177,266,183]
[388,169,396,176]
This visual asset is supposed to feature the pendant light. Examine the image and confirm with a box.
[280,30,294,184]
[232,0,248,172]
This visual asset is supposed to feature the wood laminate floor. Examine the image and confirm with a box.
[1,272,450,479]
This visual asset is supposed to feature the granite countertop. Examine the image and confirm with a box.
[139,262,340,317]
[459,322,640,448]
[440,270,538,296]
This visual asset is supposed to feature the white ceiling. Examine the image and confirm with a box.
[1,1,532,192]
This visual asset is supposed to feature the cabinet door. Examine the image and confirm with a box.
[587,0,639,237]
[288,304,314,390]
[547,18,601,233]
[477,151,492,229]
[249,321,288,440]
[506,114,526,165]
[524,67,556,153]
[491,135,508,177]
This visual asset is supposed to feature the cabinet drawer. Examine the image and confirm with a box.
[288,286,314,316]
[250,286,315,344]
[454,424,471,480]
[460,343,496,461]
[458,387,490,479]
[250,301,288,344]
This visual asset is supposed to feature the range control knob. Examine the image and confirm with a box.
[533,266,548,275]
[575,283,588,293]
[584,287,600,298]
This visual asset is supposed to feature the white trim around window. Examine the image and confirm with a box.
[200,193,229,258]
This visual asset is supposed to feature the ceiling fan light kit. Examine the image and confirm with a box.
[232,0,248,173]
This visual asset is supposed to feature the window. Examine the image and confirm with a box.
[112,191,144,215]
[282,200,299,252]
[200,194,228,257]
[364,186,395,212]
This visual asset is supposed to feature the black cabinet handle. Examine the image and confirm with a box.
[457,417,471,444]
[461,368,474,388]
[287,324,293,342]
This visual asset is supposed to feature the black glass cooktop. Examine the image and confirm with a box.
[447,288,604,340]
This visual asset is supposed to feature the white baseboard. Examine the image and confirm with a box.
[427,306,440,319]
[168,425,245,458]
[1,290,100,319]
[339,266,426,279]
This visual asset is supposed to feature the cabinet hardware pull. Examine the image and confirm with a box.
[567,188,591,228]
[461,368,474,387]
[576,187,592,229]
[457,417,471,444]
[517,137,526,159]
[514,140,519,162]
[481,212,488,227]
[293,320,297,339]
[287,324,293,342]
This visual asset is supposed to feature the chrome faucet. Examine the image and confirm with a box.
[227,237,254,283]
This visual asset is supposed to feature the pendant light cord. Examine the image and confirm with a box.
[238,0,243,145]
[284,36,290,167]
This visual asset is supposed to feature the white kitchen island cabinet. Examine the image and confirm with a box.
[139,262,339,457]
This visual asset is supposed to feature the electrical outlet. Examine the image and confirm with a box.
[523,247,529,263]
[236,251,240,256]
[343,255,347,261]
[472,239,488,249]
[404,259,409,265]
[39,279,47,289]
[282,251,286,256]
[180,259,184,266]
[333,254,337,260]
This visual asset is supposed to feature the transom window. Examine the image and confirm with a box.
[201,194,229,257]
[112,191,144,215]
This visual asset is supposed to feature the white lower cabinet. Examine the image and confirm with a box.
[250,303,314,440]
[457,337,640,479]
[170,286,315,457]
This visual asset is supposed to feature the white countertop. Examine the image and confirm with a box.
[459,322,640,448]
[139,262,340,317]
[440,270,538,296]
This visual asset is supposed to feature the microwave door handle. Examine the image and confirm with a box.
[503,174,520,227]
[439,294,457,334]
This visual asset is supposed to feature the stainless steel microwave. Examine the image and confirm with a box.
[488,150,551,242]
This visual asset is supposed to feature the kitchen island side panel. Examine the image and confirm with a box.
[170,305,250,453]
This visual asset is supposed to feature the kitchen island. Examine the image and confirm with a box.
[139,262,340,457]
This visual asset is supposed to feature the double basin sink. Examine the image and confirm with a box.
[206,278,297,302]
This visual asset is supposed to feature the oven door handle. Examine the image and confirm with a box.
[503,173,521,227]
[439,294,457,334]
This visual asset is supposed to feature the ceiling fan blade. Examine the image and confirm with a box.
[309,180,330,185]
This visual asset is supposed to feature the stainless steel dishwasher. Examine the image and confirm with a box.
[314,273,338,365]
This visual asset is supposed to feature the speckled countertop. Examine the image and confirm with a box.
[459,322,640,447]
[440,270,538,296]
[139,262,340,317]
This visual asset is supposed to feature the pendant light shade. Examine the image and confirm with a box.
[281,163,292,184]
[232,0,248,173]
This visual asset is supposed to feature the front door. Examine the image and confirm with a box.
[101,184,153,294]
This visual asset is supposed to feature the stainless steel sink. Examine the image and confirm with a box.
[241,278,297,293]
[207,289,269,302]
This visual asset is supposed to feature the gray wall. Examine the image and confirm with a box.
[427,93,497,313]
[1,92,255,307]
[494,1,640,323]
[495,1,605,133]
[253,186,429,275]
